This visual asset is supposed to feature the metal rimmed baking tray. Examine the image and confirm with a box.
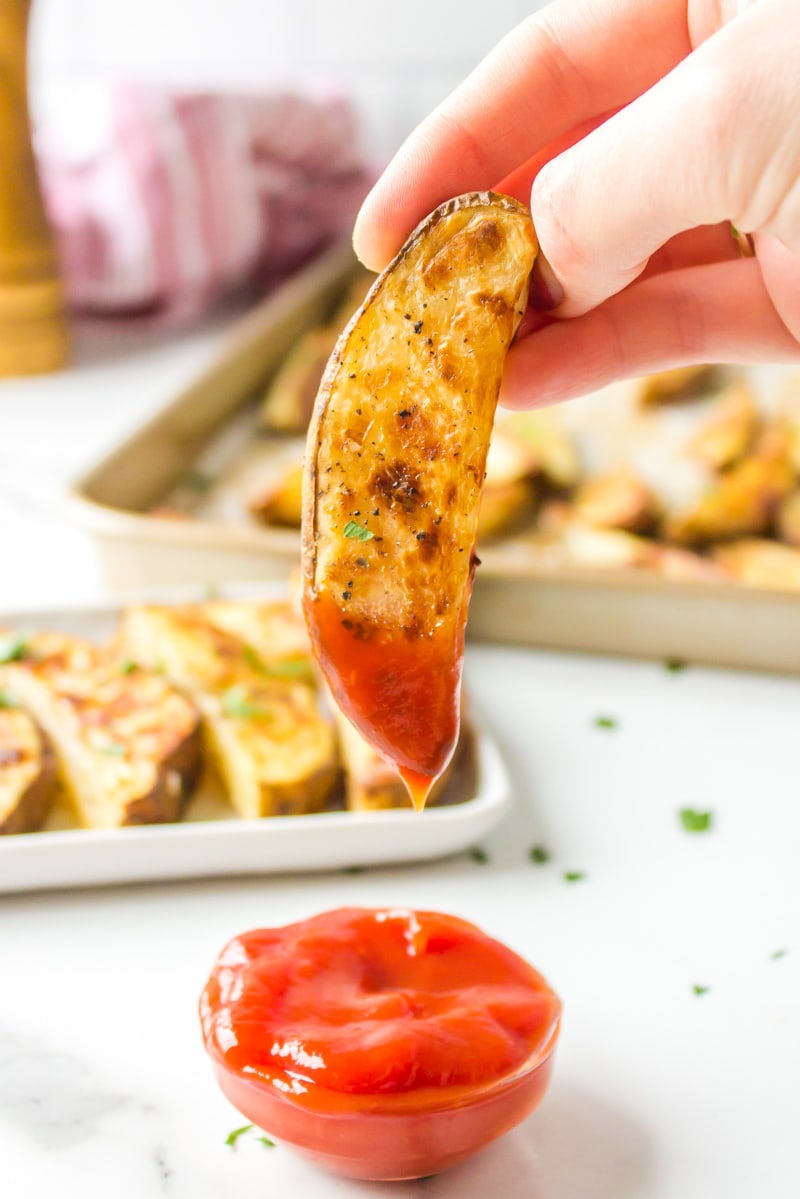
[67,246,800,675]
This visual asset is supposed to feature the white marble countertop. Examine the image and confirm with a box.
[1,326,799,1198]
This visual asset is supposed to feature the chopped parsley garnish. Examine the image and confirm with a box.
[343,520,374,541]
[770,948,789,961]
[529,845,550,865]
[563,870,586,883]
[243,646,311,680]
[225,1124,254,1147]
[692,983,710,996]
[118,658,138,676]
[0,634,30,664]
[469,847,489,864]
[257,1136,275,1148]
[0,692,18,709]
[664,658,687,673]
[98,743,126,757]
[593,716,617,730]
[221,686,273,720]
[679,807,713,833]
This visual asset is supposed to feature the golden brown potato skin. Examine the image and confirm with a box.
[303,193,537,802]
[0,709,58,835]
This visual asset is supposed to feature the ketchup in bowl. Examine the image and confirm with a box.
[200,907,561,1180]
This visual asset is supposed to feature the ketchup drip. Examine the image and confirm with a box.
[306,592,462,808]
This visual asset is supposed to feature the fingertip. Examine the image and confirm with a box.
[352,199,390,273]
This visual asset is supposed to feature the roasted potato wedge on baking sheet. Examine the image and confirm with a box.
[0,632,201,828]
[637,365,722,406]
[248,462,304,528]
[333,700,478,812]
[303,192,538,804]
[0,707,58,835]
[120,604,339,818]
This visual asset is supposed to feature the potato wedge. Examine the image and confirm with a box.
[637,365,722,406]
[711,538,800,590]
[0,632,201,828]
[572,468,660,533]
[663,422,797,545]
[686,381,759,470]
[302,192,537,805]
[119,605,339,818]
[333,702,479,811]
[776,488,800,546]
[248,461,304,528]
[498,409,581,490]
[477,479,538,542]
[0,706,58,835]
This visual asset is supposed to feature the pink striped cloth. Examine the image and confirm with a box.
[36,83,373,322]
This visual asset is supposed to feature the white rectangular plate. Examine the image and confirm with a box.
[0,587,510,893]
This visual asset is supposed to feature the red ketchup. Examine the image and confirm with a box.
[200,907,561,1180]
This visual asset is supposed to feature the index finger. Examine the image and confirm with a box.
[353,0,690,270]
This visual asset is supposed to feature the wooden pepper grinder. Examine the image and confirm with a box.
[0,0,68,376]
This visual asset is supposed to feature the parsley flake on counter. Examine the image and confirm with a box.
[221,686,273,720]
[563,870,586,883]
[593,716,617,730]
[469,847,489,864]
[343,520,375,541]
[664,658,687,673]
[242,645,311,680]
[258,1136,275,1148]
[0,634,30,664]
[770,948,789,961]
[692,984,710,996]
[225,1124,254,1147]
[679,807,713,833]
[529,845,550,865]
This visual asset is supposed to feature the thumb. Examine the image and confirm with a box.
[528,1,795,317]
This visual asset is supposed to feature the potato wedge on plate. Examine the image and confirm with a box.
[302,192,537,805]
[0,706,58,835]
[0,632,201,828]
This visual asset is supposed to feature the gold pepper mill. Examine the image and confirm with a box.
[0,0,69,376]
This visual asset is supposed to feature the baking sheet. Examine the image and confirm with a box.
[66,244,800,674]
[0,586,511,894]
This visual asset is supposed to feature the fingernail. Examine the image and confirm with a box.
[528,253,565,310]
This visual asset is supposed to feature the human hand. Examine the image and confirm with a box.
[353,0,800,407]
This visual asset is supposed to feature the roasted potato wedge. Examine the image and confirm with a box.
[259,327,340,435]
[663,422,797,545]
[248,461,304,527]
[303,192,537,805]
[572,468,660,533]
[120,605,338,818]
[711,538,800,590]
[0,706,58,835]
[497,409,581,490]
[686,381,759,470]
[259,272,374,434]
[477,479,538,542]
[637,365,723,406]
[334,702,479,811]
[0,632,201,828]
[777,488,800,546]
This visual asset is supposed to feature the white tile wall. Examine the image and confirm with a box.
[29,0,547,156]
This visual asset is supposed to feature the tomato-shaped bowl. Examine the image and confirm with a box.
[200,907,561,1181]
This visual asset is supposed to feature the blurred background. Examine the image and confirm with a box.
[30,0,542,158]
